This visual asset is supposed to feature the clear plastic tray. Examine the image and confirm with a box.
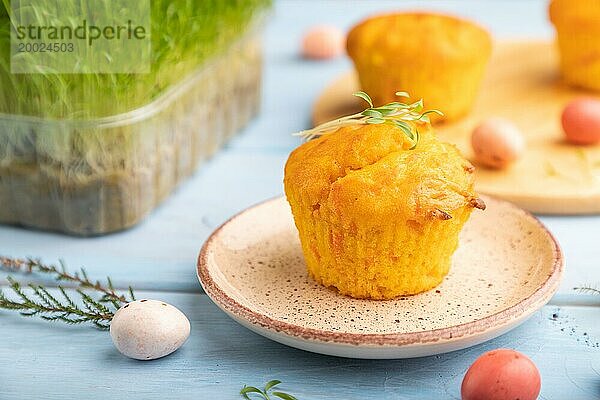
[0,30,263,235]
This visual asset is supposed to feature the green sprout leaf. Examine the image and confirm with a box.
[420,109,444,119]
[353,91,373,108]
[361,109,383,118]
[392,120,414,138]
[264,380,282,391]
[240,386,265,400]
[409,129,420,150]
[366,117,385,124]
[241,381,297,400]
[272,392,298,400]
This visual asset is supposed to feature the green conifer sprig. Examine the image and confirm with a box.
[0,256,136,330]
[574,285,600,296]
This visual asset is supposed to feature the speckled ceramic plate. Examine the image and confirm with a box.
[197,195,563,359]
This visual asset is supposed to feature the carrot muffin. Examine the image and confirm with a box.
[550,0,600,91]
[346,12,492,122]
[284,122,485,300]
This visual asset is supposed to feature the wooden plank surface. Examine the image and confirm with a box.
[1,1,600,399]
[0,290,599,400]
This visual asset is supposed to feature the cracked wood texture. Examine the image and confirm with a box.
[1,1,599,399]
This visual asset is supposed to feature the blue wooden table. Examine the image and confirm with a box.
[1,1,600,399]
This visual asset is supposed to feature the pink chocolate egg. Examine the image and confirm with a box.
[471,118,525,169]
[302,25,344,60]
[462,349,541,400]
[561,98,600,145]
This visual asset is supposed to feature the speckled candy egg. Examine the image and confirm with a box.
[302,25,344,60]
[561,98,600,145]
[471,118,525,169]
[462,349,541,400]
[110,299,190,360]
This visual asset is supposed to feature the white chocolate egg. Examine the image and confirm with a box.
[110,299,190,360]
[471,118,525,169]
[302,25,344,60]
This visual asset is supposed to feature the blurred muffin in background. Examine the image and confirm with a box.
[346,12,492,123]
[550,0,600,91]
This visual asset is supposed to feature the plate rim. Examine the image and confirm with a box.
[197,195,563,347]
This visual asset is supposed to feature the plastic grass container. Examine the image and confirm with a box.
[0,1,270,235]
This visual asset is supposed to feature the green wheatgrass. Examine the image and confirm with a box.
[0,0,269,235]
[0,0,271,119]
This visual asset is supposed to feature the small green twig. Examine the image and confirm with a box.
[0,256,136,330]
[296,91,442,150]
[241,380,298,400]
[0,278,114,329]
[574,286,600,296]
[0,256,135,304]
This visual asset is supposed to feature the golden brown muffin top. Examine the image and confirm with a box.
[346,12,492,64]
[284,124,483,224]
[550,0,600,25]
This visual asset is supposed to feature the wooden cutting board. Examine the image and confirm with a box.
[312,40,600,215]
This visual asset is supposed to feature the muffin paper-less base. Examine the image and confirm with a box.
[0,31,262,236]
[288,193,473,300]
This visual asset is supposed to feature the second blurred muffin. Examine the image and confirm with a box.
[346,12,492,122]
[550,0,600,91]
